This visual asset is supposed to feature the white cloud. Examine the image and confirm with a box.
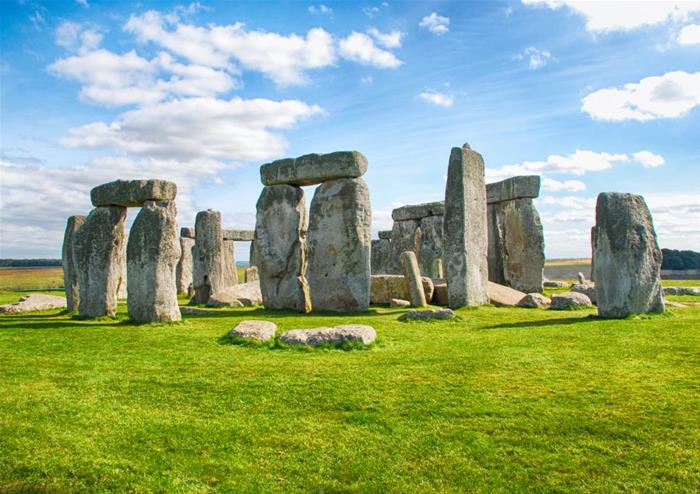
[338,32,402,68]
[361,76,373,84]
[678,23,700,44]
[522,0,700,33]
[632,150,665,168]
[308,4,332,15]
[541,177,586,192]
[363,7,381,18]
[419,12,450,35]
[515,46,552,69]
[75,0,89,7]
[581,71,700,121]
[367,27,403,48]
[419,90,454,107]
[56,22,104,54]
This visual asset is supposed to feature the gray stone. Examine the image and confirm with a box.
[663,286,700,296]
[62,215,85,312]
[398,309,455,321]
[74,206,127,318]
[594,192,664,318]
[577,272,587,284]
[443,143,489,308]
[279,325,376,346]
[307,178,371,312]
[229,320,277,342]
[488,281,527,307]
[392,201,445,221]
[390,298,411,308]
[371,238,391,275]
[543,280,569,288]
[432,282,448,306]
[191,210,236,304]
[418,215,444,278]
[261,151,368,186]
[378,230,392,240]
[91,179,177,207]
[0,294,67,314]
[207,280,263,307]
[400,251,427,307]
[245,266,259,283]
[180,227,195,238]
[223,239,239,285]
[370,274,434,304]
[117,250,127,299]
[590,226,597,281]
[223,230,254,241]
[518,293,551,309]
[550,292,592,310]
[254,185,311,312]
[176,237,194,296]
[486,175,540,204]
[127,201,181,322]
[388,219,419,274]
[571,283,596,304]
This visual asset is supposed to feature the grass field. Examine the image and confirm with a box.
[0,267,64,291]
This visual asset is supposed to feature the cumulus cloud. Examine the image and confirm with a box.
[678,23,700,45]
[338,32,402,68]
[541,177,586,192]
[419,90,454,107]
[581,71,700,122]
[514,46,552,69]
[366,27,403,48]
[308,4,332,15]
[632,150,665,168]
[419,12,450,35]
[55,21,103,54]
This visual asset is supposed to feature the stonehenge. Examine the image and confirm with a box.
[191,210,237,305]
[62,215,85,312]
[176,235,194,296]
[400,251,427,307]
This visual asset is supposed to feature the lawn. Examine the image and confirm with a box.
[1,291,699,493]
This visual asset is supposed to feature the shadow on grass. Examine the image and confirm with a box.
[483,314,598,330]
[179,306,386,319]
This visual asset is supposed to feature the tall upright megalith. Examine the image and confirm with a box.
[254,185,311,312]
[191,210,233,304]
[594,192,664,318]
[307,177,372,312]
[176,231,195,296]
[74,206,127,317]
[127,201,181,322]
[443,143,489,308]
[62,215,86,312]
[419,215,444,279]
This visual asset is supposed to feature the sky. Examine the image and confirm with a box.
[1,0,699,261]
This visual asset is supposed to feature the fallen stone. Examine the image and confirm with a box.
[544,280,569,288]
[378,230,392,240]
[207,280,263,307]
[550,292,592,310]
[400,251,427,307]
[62,215,85,312]
[518,293,552,309]
[663,286,700,296]
[229,320,277,342]
[91,179,177,207]
[392,201,445,222]
[279,325,376,346]
[486,175,540,204]
[180,227,195,238]
[261,151,368,186]
[571,283,596,304]
[390,298,411,308]
[222,230,254,241]
[488,281,527,307]
[370,274,434,305]
[176,237,195,296]
[0,294,67,314]
[398,309,455,321]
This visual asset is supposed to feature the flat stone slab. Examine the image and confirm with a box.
[279,325,376,346]
[392,201,445,221]
[398,309,455,321]
[222,230,254,241]
[488,281,526,307]
[544,280,569,288]
[550,292,592,310]
[260,151,368,186]
[207,281,263,307]
[663,286,700,296]
[518,293,551,309]
[486,175,540,204]
[571,283,596,304]
[91,179,177,207]
[378,230,392,240]
[390,298,411,308]
[229,320,277,342]
[0,294,67,314]
[180,227,195,238]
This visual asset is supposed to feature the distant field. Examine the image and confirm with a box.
[0,267,64,291]
[544,258,591,267]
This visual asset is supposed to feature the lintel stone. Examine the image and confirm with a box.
[260,151,367,186]
[222,229,254,241]
[391,201,445,221]
[486,175,540,204]
[91,179,177,207]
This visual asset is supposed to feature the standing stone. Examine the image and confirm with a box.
[116,238,127,299]
[590,226,597,282]
[245,266,259,283]
[371,238,391,275]
[400,251,427,307]
[594,192,664,318]
[307,178,371,312]
[443,143,489,308]
[127,201,181,322]
[419,215,444,279]
[223,239,239,285]
[388,220,419,274]
[74,206,127,317]
[191,210,233,304]
[254,185,311,312]
[176,237,195,295]
[62,215,86,312]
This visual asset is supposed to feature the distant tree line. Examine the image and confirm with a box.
[661,249,700,270]
[0,259,62,268]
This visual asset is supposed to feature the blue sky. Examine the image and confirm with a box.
[1,0,699,260]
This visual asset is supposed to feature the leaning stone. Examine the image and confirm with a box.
[0,294,67,314]
[392,201,445,221]
[279,325,376,346]
[191,210,236,305]
[307,178,371,312]
[419,215,444,279]
[371,238,391,275]
[223,230,255,241]
[390,298,411,308]
[571,283,596,304]
[488,281,527,307]
[62,215,85,312]
[254,185,311,312]
[180,227,195,238]
[378,230,392,240]
[176,237,195,296]
[398,309,455,321]
[594,193,664,318]
[74,206,127,318]
[486,175,540,204]
[443,143,489,307]
[550,292,592,310]
[245,266,259,283]
[518,293,551,309]
[127,201,181,322]
[400,251,427,307]
[207,280,262,307]
[387,219,419,274]
[229,320,277,342]
[370,274,434,304]
[261,151,368,186]
[91,179,177,207]
[663,286,700,296]
[543,280,569,288]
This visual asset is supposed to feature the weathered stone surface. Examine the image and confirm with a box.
[127,201,181,322]
[488,281,527,307]
[419,215,444,278]
[388,219,419,274]
[571,283,596,304]
[370,275,434,305]
[663,286,700,296]
[254,185,311,312]
[392,201,445,221]
[378,230,392,240]
[75,206,127,318]
[280,325,376,346]
[390,298,411,308]
[245,266,259,283]
[371,239,391,275]
[229,320,277,342]
[486,175,540,204]
[443,144,489,308]
[261,151,368,186]
[577,272,587,284]
[550,292,592,310]
[62,215,85,312]
[307,178,371,312]
[544,280,569,288]
[518,293,551,309]
[400,251,427,307]
[223,239,239,285]
[0,294,67,314]
[590,226,597,281]
[91,179,177,207]
[594,192,664,318]
[176,237,194,295]
[180,227,195,238]
[207,280,263,307]
[433,282,448,306]
[117,250,127,299]
[191,210,236,304]
[398,309,455,321]
[223,230,255,241]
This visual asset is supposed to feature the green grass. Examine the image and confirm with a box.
[1,294,699,493]
[0,267,63,291]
